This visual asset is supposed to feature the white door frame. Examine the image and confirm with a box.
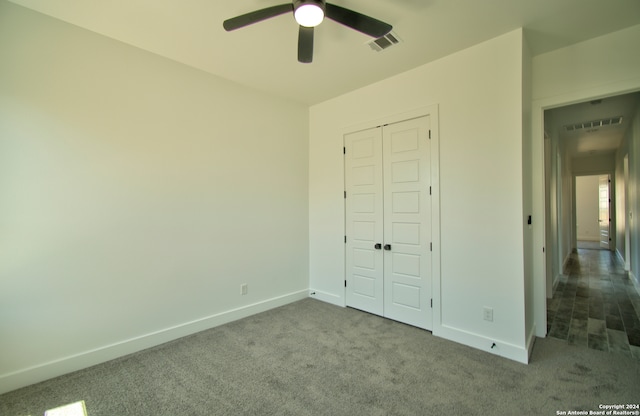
[532,80,640,338]
[623,154,631,270]
[342,105,441,329]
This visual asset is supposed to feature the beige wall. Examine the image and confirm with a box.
[0,2,309,393]
[615,103,640,281]
[309,29,529,362]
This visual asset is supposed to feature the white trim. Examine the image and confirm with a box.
[430,108,442,335]
[433,324,529,364]
[615,248,627,267]
[341,105,438,136]
[0,290,308,395]
[562,251,572,272]
[552,274,562,296]
[629,271,640,295]
[308,289,344,307]
[526,324,537,361]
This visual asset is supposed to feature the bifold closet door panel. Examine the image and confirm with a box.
[344,115,432,330]
[382,116,432,330]
[344,127,384,315]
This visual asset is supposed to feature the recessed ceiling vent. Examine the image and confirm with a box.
[367,31,401,52]
[564,116,623,132]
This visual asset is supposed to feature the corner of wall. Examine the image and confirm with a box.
[307,289,344,307]
[433,324,530,364]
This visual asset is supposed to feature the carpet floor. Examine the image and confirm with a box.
[1,298,639,415]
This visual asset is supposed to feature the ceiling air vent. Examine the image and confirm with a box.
[367,31,401,52]
[564,116,623,132]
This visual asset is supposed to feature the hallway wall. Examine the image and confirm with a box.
[616,103,640,283]
[543,110,574,283]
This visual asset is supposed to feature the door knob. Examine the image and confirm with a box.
[374,243,382,250]
[384,244,391,251]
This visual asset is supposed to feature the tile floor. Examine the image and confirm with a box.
[547,244,640,360]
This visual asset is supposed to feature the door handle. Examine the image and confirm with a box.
[384,244,391,251]
[374,243,382,250]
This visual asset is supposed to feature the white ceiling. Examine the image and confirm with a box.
[7,0,640,105]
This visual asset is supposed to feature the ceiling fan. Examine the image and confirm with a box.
[223,0,392,63]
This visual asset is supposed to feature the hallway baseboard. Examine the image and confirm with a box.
[615,248,626,266]
[630,270,640,295]
[562,251,572,271]
[552,273,562,294]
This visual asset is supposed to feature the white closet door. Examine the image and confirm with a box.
[382,116,432,329]
[344,127,384,315]
[344,116,432,330]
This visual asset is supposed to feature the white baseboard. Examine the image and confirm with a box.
[562,252,572,272]
[308,288,344,307]
[314,290,531,364]
[576,237,599,242]
[433,324,529,364]
[552,273,562,294]
[526,324,537,361]
[630,270,640,295]
[0,290,308,395]
[615,248,633,272]
[614,250,639,294]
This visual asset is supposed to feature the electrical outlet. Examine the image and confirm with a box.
[240,283,248,295]
[483,307,493,322]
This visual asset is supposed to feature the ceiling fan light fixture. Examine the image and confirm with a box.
[223,0,393,63]
[294,1,325,27]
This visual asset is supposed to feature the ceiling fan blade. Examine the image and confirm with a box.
[223,4,293,31]
[325,3,392,38]
[298,26,314,63]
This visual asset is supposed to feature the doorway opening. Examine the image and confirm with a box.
[575,174,611,251]
[542,91,639,300]
[539,91,640,356]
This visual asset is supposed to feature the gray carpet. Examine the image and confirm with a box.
[1,298,639,415]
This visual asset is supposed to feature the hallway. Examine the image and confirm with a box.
[547,246,640,360]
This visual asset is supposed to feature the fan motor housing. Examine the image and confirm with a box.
[294,0,326,14]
